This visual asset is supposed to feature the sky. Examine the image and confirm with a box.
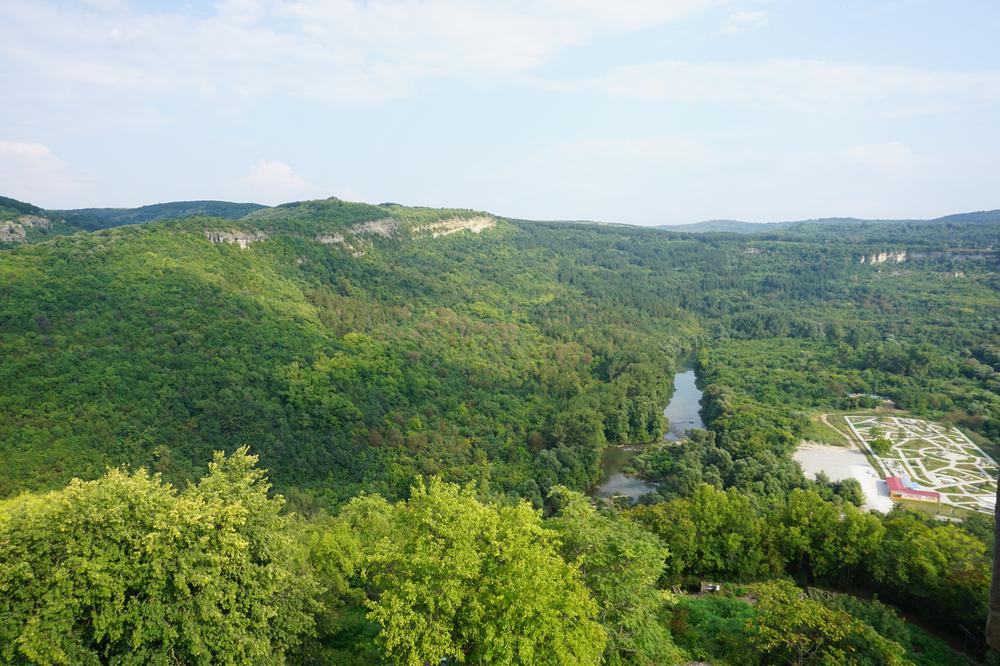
[1,1,999,225]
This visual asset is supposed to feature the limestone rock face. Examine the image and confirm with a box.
[203,229,268,248]
[315,233,345,245]
[313,214,494,256]
[0,215,54,243]
[859,250,906,264]
[0,221,26,243]
[413,215,496,238]
[349,218,399,237]
[315,232,365,256]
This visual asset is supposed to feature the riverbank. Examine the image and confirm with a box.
[591,358,706,500]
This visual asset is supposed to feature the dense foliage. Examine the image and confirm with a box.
[626,485,991,632]
[55,201,268,231]
[0,448,318,664]
[0,198,699,505]
[0,194,997,663]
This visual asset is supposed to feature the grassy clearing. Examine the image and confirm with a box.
[895,499,979,521]
[923,458,948,472]
[800,414,849,446]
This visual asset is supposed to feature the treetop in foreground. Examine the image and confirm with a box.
[0,448,318,665]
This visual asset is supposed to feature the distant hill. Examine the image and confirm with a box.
[0,196,76,244]
[1,196,270,245]
[658,219,765,233]
[0,195,45,219]
[54,200,268,231]
[660,210,1000,234]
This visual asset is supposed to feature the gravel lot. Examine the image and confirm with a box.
[794,442,894,513]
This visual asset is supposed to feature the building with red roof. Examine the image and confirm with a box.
[886,476,941,503]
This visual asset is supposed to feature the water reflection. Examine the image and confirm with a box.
[664,369,704,440]
[590,362,705,500]
[591,446,657,500]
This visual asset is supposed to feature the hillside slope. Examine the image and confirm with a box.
[1,196,269,245]
[1,195,997,508]
[0,198,698,503]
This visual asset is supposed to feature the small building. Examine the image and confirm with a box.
[886,476,940,503]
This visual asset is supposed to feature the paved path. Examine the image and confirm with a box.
[845,415,997,513]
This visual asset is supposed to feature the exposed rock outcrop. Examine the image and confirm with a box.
[18,215,52,230]
[315,233,345,245]
[350,218,399,237]
[0,215,54,243]
[0,222,26,243]
[313,218,398,257]
[860,250,906,264]
[313,215,493,256]
[413,215,496,238]
[203,229,268,248]
[315,232,367,256]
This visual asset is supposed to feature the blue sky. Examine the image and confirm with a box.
[1,1,998,225]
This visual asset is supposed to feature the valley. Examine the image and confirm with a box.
[0,195,997,665]
[4,2,998,662]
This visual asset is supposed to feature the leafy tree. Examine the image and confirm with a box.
[670,596,758,666]
[834,478,866,507]
[746,581,910,666]
[774,489,884,585]
[628,484,779,580]
[552,406,609,486]
[0,447,318,665]
[870,437,893,456]
[341,478,606,665]
[809,591,911,649]
[545,487,684,665]
[624,500,698,578]
[871,510,990,630]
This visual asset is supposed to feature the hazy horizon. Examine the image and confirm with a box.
[15,193,999,229]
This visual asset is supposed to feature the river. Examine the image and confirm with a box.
[663,368,705,440]
[591,362,705,500]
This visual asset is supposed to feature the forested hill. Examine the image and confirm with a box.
[0,195,267,243]
[662,209,1000,235]
[1,194,998,506]
[54,199,268,230]
[0,196,704,505]
[1,193,999,663]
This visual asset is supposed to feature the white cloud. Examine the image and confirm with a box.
[0,141,85,205]
[246,159,311,191]
[721,9,768,34]
[843,142,917,175]
[565,59,1000,113]
[0,0,727,106]
[0,141,66,170]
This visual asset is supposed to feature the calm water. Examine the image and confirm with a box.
[591,363,705,500]
[591,446,658,500]
[664,369,704,440]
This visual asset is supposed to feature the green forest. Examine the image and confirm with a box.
[1,195,998,664]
